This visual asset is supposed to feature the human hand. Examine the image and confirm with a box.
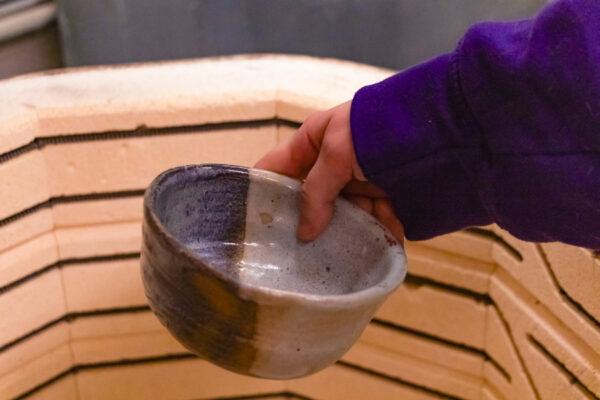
[255,101,404,242]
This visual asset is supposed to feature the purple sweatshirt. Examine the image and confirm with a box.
[351,0,600,249]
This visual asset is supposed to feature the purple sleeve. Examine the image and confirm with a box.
[351,0,600,249]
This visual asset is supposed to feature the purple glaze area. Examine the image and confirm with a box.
[150,164,250,272]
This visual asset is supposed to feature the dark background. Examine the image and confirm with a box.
[1,0,546,79]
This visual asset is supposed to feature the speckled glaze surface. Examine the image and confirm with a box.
[141,164,407,379]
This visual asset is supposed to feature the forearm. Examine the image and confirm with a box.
[351,0,600,248]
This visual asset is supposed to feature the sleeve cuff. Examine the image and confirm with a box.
[350,53,493,240]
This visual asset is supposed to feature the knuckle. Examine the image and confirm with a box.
[300,184,314,203]
[320,142,352,179]
[302,111,326,130]
[300,184,321,210]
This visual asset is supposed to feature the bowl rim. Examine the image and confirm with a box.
[143,163,407,307]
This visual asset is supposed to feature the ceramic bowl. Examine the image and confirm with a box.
[141,164,407,379]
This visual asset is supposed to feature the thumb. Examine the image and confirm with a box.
[297,142,352,241]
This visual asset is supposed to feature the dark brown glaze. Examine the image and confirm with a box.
[141,165,259,375]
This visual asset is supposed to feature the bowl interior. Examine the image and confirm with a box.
[150,165,403,296]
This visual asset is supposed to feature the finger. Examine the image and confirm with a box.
[345,195,374,214]
[297,131,353,241]
[373,199,405,245]
[254,111,332,178]
[350,148,367,182]
[342,180,388,198]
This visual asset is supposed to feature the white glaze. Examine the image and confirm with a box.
[239,169,394,295]
[241,169,406,378]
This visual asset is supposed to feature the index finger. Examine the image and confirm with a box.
[254,111,332,178]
